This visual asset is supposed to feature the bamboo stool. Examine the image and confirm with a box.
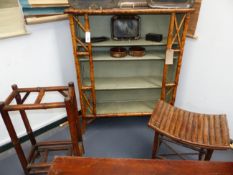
[148,100,230,160]
[0,82,83,175]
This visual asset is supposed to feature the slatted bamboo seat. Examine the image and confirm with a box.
[148,100,230,160]
[0,82,83,175]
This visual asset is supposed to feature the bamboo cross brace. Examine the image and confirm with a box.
[165,86,174,98]
[34,89,45,104]
[21,92,30,104]
[171,14,186,47]
[75,38,88,51]
[73,16,86,32]
[82,92,93,114]
[58,90,68,97]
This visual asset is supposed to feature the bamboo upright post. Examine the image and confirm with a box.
[171,13,191,105]
[11,84,37,146]
[68,15,87,131]
[0,102,29,175]
[161,13,175,101]
[84,14,96,117]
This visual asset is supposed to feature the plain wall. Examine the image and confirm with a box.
[176,0,233,138]
[0,0,233,146]
[0,20,79,146]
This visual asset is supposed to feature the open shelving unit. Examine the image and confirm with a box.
[65,7,194,129]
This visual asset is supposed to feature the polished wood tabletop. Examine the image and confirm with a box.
[48,157,233,175]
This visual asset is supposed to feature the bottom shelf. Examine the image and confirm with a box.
[86,100,157,117]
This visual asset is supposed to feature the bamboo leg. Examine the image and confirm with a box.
[64,97,82,156]
[84,14,96,117]
[152,131,160,159]
[68,15,87,132]
[68,82,83,142]
[198,148,205,160]
[204,149,214,161]
[0,102,29,175]
[12,85,37,146]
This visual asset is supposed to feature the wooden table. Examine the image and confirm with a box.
[48,157,233,175]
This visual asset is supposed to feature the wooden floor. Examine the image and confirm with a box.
[0,117,232,175]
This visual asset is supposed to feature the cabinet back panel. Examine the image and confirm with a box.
[77,15,170,38]
[96,89,161,103]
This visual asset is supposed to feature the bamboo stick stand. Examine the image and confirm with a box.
[0,82,83,175]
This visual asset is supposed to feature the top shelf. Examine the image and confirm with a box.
[92,38,167,47]
[65,8,195,15]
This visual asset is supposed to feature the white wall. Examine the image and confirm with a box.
[0,0,233,146]
[0,20,79,146]
[176,0,233,138]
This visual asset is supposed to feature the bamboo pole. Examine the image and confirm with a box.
[12,85,37,146]
[161,13,175,101]
[84,14,96,117]
[171,13,191,105]
[0,102,29,175]
[68,15,86,130]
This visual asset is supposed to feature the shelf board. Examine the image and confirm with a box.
[92,38,167,47]
[80,50,166,61]
[83,76,162,90]
[93,100,156,116]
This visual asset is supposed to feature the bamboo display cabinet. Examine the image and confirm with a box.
[65,7,194,129]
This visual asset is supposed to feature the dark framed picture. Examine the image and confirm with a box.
[111,15,140,40]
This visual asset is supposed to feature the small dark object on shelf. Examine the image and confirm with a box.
[111,15,140,40]
[81,36,109,43]
[129,46,145,57]
[145,33,163,42]
[110,47,127,58]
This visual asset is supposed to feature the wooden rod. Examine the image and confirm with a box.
[34,89,45,104]
[11,85,37,146]
[73,16,86,32]
[65,8,195,15]
[76,37,88,51]
[27,145,36,163]
[86,112,152,118]
[36,141,71,146]
[4,102,65,111]
[21,92,30,104]
[17,86,68,93]
[0,103,29,175]
[5,90,17,105]
[81,86,92,90]
[172,15,186,47]
[76,51,89,56]
[58,90,68,97]
[68,82,83,142]
[64,97,82,156]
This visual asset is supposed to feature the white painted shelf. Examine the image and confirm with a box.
[80,50,167,61]
[83,76,162,90]
[92,38,167,47]
[95,100,156,115]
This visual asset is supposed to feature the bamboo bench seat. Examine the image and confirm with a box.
[148,100,230,160]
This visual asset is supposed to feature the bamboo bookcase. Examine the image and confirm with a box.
[65,8,195,130]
